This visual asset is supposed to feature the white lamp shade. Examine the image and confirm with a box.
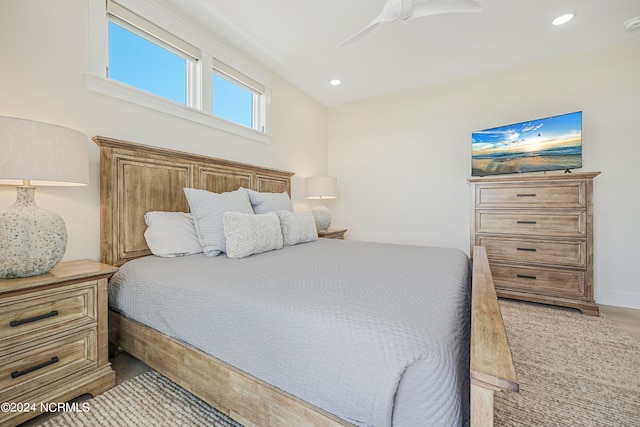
[0,116,89,186]
[305,176,337,200]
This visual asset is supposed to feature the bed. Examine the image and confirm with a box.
[95,136,518,427]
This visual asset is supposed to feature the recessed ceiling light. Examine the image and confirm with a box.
[553,13,575,26]
[330,79,342,86]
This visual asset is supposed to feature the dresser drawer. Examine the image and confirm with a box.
[491,263,585,298]
[477,236,586,267]
[0,283,96,350]
[476,210,586,237]
[0,328,97,402]
[475,180,586,209]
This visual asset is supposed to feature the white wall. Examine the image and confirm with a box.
[328,39,640,309]
[1,0,638,309]
[0,0,328,262]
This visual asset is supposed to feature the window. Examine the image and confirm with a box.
[109,22,188,104]
[212,60,265,131]
[107,1,198,106]
[213,75,253,128]
[89,0,271,142]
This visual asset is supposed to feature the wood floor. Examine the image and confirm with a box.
[600,304,640,341]
[18,302,640,427]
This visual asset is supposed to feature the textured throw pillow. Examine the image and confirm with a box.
[183,187,254,256]
[223,212,284,259]
[246,189,293,214]
[277,210,318,246]
[143,212,203,257]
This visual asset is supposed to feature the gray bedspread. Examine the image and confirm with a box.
[108,239,471,427]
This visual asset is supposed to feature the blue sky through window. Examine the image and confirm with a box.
[109,22,186,104]
[109,22,255,128]
[213,75,253,128]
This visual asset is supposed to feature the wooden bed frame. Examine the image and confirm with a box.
[95,136,518,427]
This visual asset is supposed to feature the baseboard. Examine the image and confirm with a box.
[595,289,640,309]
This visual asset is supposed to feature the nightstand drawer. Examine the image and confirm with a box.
[491,263,585,298]
[0,283,97,349]
[475,181,586,209]
[477,236,586,267]
[0,328,97,402]
[476,211,586,237]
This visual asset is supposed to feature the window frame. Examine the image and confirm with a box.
[107,19,195,107]
[87,0,271,143]
[212,59,267,132]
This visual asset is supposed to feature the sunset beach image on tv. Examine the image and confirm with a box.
[472,111,582,176]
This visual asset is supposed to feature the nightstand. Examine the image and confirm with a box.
[318,229,348,239]
[0,260,117,427]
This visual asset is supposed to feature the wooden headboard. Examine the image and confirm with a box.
[94,136,294,266]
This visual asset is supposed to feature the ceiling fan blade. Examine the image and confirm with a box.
[411,0,483,19]
[340,0,412,46]
[340,16,384,47]
[340,0,480,47]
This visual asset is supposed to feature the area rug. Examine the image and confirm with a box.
[36,300,639,426]
[495,300,640,427]
[36,370,241,427]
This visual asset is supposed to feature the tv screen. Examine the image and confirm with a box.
[472,111,582,176]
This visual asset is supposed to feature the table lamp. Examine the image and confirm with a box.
[305,176,337,231]
[0,116,89,278]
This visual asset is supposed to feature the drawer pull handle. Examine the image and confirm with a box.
[10,310,59,327]
[10,356,59,379]
[517,247,537,252]
[517,220,537,224]
[516,193,537,197]
[517,274,537,280]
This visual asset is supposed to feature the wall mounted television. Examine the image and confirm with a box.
[472,111,582,176]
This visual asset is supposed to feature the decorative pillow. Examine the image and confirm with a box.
[223,212,284,259]
[246,189,293,214]
[277,210,318,246]
[143,212,203,257]
[183,187,253,256]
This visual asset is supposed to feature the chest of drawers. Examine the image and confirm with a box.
[469,172,600,315]
[0,260,117,426]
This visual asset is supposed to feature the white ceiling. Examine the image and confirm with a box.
[164,0,640,107]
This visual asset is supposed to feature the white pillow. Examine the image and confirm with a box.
[143,212,202,257]
[277,210,318,246]
[183,187,254,256]
[246,189,293,214]
[223,212,284,259]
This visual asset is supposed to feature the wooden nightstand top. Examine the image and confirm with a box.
[318,229,348,239]
[0,260,118,294]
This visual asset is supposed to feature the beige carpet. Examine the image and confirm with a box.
[36,300,639,426]
[495,299,640,426]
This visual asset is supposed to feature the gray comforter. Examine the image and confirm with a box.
[108,239,471,427]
